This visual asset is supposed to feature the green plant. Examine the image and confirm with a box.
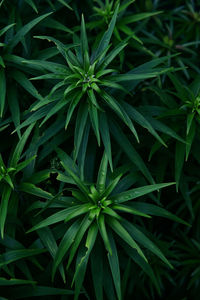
[26,148,188,299]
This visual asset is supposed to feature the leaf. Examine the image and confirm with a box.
[57,0,72,10]
[65,92,83,130]
[10,124,35,167]
[186,120,196,161]
[74,102,88,160]
[107,217,147,262]
[73,223,98,300]
[123,220,173,268]
[99,113,113,171]
[109,119,154,184]
[92,4,119,61]
[89,103,101,146]
[19,182,52,200]
[11,70,43,101]
[175,141,185,191]
[52,220,80,280]
[111,182,175,203]
[91,242,103,300]
[0,277,36,286]
[129,202,190,226]
[0,67,6,117]
[119,11,162,25]
[0,249,46,267]
[64,204,91,223]
[97,151,108,194]
[27,206,78,233]
[98,214,112,254]
[57,148,89,196]
[7,86,21,138]
[107,232,121,300]
[5,286,73,298]
[0,186,12,238]
[80,14,89,61]
[67,214,94,269]
[8,12,53,50]
[0,24,15,37]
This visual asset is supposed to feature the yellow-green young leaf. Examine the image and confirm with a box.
[97,151,108,194]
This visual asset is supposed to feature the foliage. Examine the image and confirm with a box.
[0,0,199,299]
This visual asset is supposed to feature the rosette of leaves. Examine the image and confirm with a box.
[19,6,173,171]
[27,148,188,300]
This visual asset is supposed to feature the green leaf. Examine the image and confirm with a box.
[8,12,53,50]
[112,204,151,218]
[57,148,89,196]
[110,120,154,184]
[0,277,36,286]
[65,92,83,130]
[0,249,46,267]
[89,103,101,146]
[99,113,113,171]
[27,206,79,233]
[52,220,80,280]
[107,232,121,300]
[74,102,88,160]
[19,182,52,200]
[98,214,112,254]
[0,24,15,37]
[123,220,173,268]
[57,0,72,10]
[0,186,12,238]
[129,202,190,226]
[5,286,73,298]
[11,71,43,101]
[107,217,147,262]
[119,11,162,25]
[10,124,34,167]
[97,151,108,194]
[73,223,98,300]
[92,4,119,61]
[175,141,185,191]
[0,67,6,117]
[64,204,91,223]
[112,182,175,203]
[67,213,94,269]
[186,120,196,161]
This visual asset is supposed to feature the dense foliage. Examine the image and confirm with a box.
[0,0,200,299]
